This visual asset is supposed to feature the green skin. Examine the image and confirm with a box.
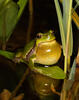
[0,30,65,96]
[15,30,62,96]
[15,30,61,65]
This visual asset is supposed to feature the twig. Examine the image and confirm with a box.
[26,0,33,43]
[60,79,67,100]
[9,68,29,100]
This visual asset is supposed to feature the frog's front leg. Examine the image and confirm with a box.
[13,57,22,63]
[13,51,23,63]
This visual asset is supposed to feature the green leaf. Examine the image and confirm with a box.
[0,0,5,5]
[29,57,66,79]
[68,27,73,56]
[17,0,28,19]
[33,66,66,79]
[54,0,66,55]
[75,0,79,6]
[0,0,28,43]
[63,80,74,91]
[54,0,73,56]
[69,59,76,80]
[0,50,15,60]
[63,0,73,56]
[0,0,19,41]
[63,59,76,91]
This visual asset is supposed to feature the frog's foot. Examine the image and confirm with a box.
[13,57,21,63]
[50,84,61,96]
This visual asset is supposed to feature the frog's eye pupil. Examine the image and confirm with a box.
[36,34,42,39]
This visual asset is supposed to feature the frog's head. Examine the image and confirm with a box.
[36,30,55,46]
[35,30,61,65]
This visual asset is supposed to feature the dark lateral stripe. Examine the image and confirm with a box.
[26,41,36,61]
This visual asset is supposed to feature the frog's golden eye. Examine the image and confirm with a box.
[36,33,42,39]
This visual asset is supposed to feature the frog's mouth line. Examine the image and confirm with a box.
[34,63,57,68]
[37,39,56,46]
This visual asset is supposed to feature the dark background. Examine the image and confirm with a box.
[8,0,78,56]
[0,0,79,100]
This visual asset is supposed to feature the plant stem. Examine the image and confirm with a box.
[60,79,67,100]
[26,0,33,43]
[61,1,73,99]
[64,56,67,73]
[64,0,72,74]
[68,56,71,71]
[9,68,29,100]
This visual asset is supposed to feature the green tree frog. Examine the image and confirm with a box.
[15,30,61,66]
[0,30,65,96]
[15,30,65,96]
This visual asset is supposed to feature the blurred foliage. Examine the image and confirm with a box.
[0,50,15,60]
[0,0,78,100]
[0,0,28,46]
[0,0,18,42]
[54,0,73,56]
